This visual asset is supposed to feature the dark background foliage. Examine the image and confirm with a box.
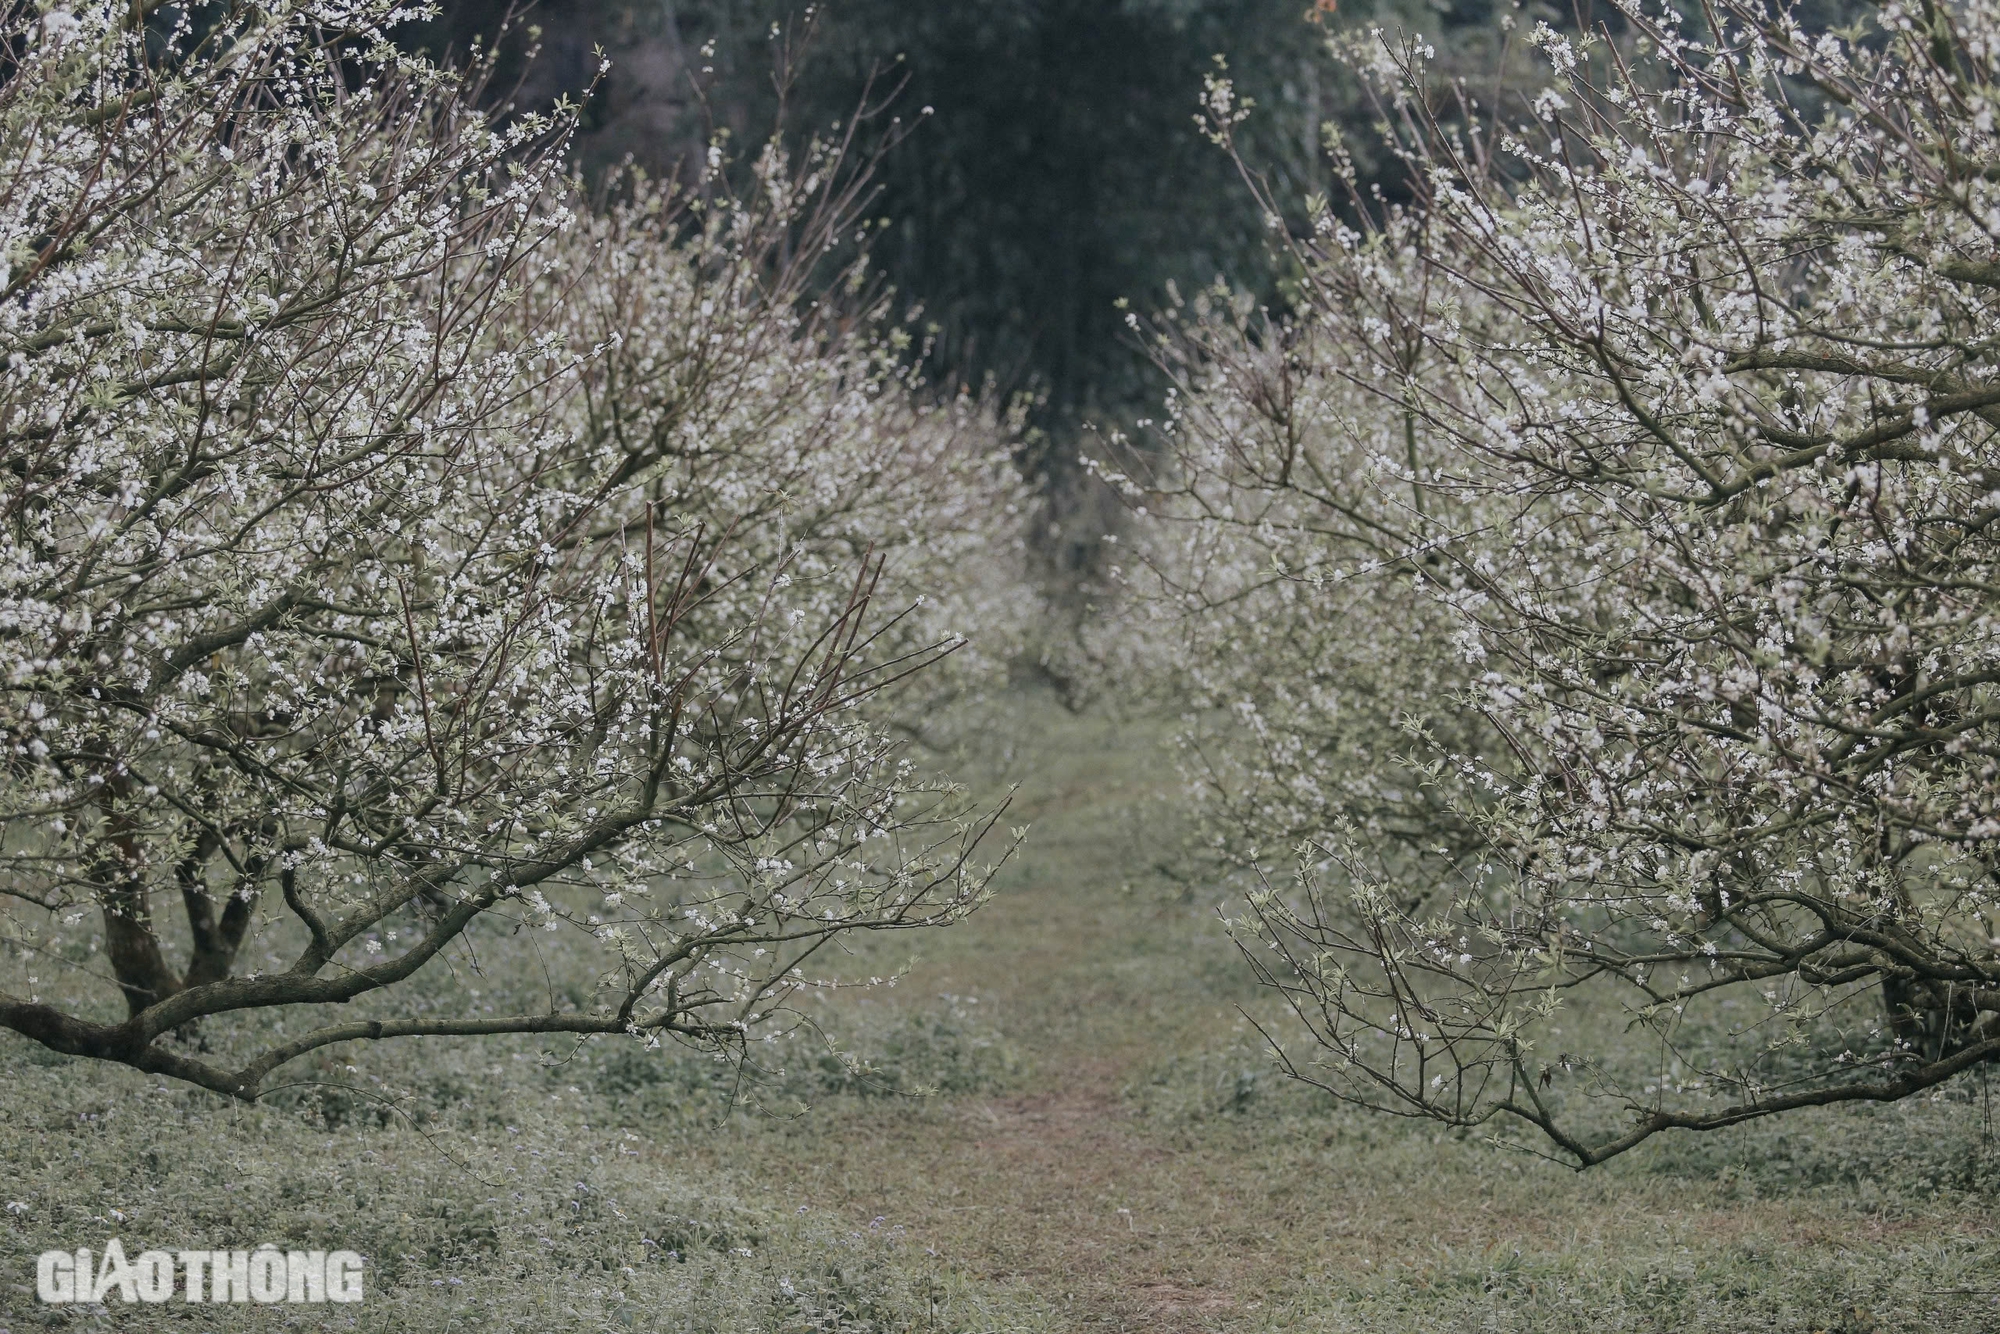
[402,0,1504,579]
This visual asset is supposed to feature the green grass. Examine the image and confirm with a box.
[3,689,1999,1331]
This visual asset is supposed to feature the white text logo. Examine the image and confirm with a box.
[35,1240,364,1304]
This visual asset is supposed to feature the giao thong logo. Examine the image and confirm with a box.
[35,1240,364,1304]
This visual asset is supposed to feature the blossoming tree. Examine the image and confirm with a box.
[1119,0,2000,1163]
[0,0,1024,1099]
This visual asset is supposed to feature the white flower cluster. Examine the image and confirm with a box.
[1127,0,2000,1162]
[0,0,1026,1098]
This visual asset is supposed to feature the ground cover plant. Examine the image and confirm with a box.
[5,692,1999,1332]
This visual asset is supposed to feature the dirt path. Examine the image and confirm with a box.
[773,1068,1271,1332]
[742,703,1317,1330]
[947,1081,1244,1331]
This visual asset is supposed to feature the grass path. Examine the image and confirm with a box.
[688,699,1283,1329]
